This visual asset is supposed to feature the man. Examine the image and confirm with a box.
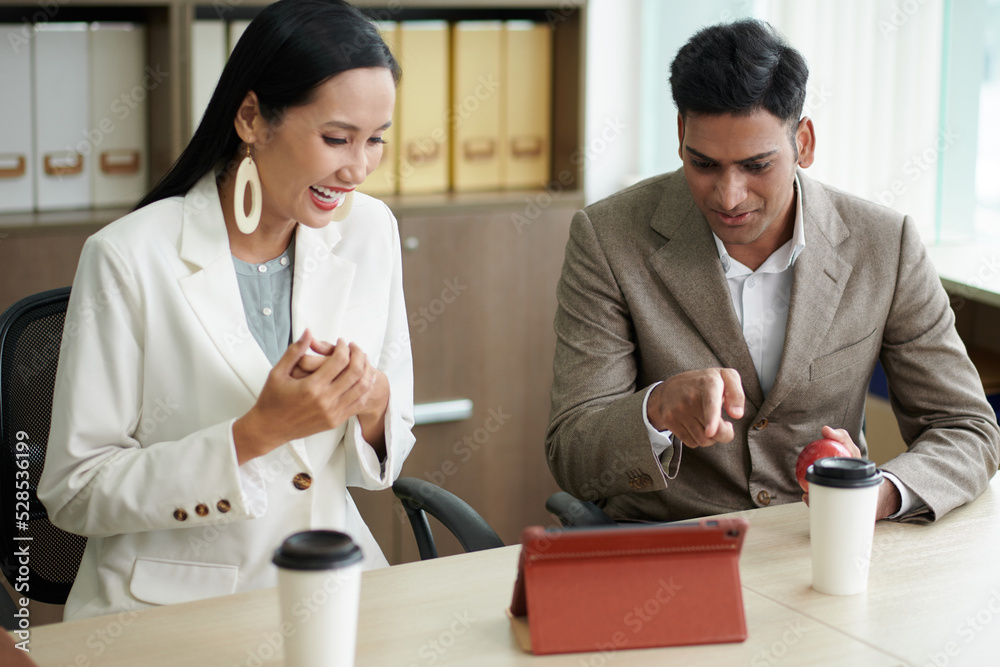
[546,19,998,523]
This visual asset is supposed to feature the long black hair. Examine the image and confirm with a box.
[134,0,400,210]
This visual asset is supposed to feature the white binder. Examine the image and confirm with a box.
[0,24,35,213]
[90,23,149,208]
[190,20,227,135]
[34,23,91,211]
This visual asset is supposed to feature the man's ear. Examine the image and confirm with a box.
[795,117,816,169]
[234,91,264,145]
[676,113,685,161]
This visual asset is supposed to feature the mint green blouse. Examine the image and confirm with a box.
[231,241,294,365]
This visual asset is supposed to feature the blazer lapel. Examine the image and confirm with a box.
[289,221,356,474]
[647,184,764,410]
[761,173,853,415]
[290,223,356,344]
[178,173,273,400]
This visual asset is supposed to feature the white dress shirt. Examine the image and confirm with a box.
[642,176,921,517]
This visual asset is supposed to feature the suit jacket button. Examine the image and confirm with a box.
[753,418,769,430]
[626,470,653,490]
[293,473,313,490]
[173,508,188,521]
[756,490,771,506]
[217,500,231,513]
[195,503,209,517]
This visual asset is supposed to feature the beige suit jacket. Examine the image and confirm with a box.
[546,169,999,523]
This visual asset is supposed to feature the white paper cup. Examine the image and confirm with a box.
[806,457,882,596]
[273,530,364,667]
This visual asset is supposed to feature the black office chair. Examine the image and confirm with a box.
[545,491,617,528]
[0,287,87,619]
[392,477,504,560]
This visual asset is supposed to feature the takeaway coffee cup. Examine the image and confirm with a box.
[273,530,364,667]
[806,457,883,595]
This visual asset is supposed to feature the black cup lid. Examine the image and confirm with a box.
[805,457,883,489]
[272,530,363,571]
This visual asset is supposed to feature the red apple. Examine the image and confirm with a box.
[795,438,853,492]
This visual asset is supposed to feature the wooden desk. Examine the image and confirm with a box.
[18,477,1000,666]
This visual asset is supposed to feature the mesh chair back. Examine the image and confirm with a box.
[0,287,87,605]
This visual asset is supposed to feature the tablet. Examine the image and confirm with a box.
[508,518,749,655]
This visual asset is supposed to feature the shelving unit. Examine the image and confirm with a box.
[0,0,588,566]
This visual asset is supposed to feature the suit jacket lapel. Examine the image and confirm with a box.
[290,223,356,344]
[647,180,764,410]
[178,172,273,400]
[761,173,852,415]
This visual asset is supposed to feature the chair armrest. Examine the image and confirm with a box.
[545,492,618,527]
[392,477,503,560]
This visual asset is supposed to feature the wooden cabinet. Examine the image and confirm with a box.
[351,196,576,563]
[0,1,588,566]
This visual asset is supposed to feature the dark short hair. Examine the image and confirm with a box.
[136,0,400,210]
[669,19,808,125]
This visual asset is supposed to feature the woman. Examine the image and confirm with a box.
[37,0,415,620]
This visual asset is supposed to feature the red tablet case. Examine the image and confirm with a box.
[508,518,749,655]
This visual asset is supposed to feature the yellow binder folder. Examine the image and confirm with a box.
[397,21,450,194]
[361,21,400,197]
[503,21,552,190]
[451,21,503,192]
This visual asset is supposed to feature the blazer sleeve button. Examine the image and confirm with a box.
[292,473,313,490]
[195,503,209,517]
[173,508,188,521]
[217,500,231,513]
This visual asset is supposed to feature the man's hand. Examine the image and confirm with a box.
[803,426,901,519]
[647,368,745,447]
[817,425,862,457]
[876,479,902,520]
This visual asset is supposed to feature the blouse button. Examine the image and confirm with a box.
[257,265,267,273]
[280,257,289,266]
[262,307,272,317]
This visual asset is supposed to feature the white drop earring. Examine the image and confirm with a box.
[234,144,262,234]
[330,190,355,222]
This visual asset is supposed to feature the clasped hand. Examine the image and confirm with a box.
[233,329,389,464]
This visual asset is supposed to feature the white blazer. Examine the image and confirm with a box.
[38,171,416,620]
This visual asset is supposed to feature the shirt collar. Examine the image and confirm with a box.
[713,174,806,276]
